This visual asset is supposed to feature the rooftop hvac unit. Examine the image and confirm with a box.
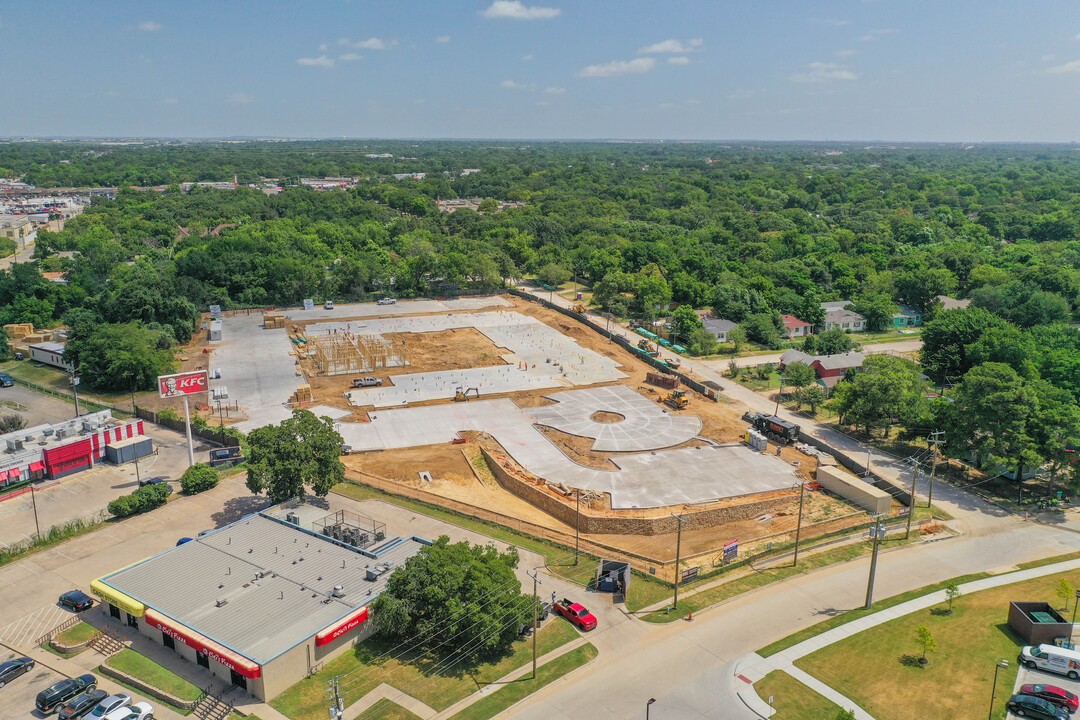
[332,585,345,597]
[365,566,385,582]
[375,529,386,542]
[321,526,333,537]
[6,439,23,452]
[285,512,299,525]
[42,428,54,436]
[81,420,97,432]
[54,428,67,440]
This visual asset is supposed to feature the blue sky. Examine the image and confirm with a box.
[4,1,1080,141]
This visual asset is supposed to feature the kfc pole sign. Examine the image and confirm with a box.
[158,370,209,399]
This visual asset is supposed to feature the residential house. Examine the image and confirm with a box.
[936,295,971,311]
[779,348,865,389]
[892,304,923,327]
[820,305,866,332]
[703,318,738,343]
[781,314,813,338]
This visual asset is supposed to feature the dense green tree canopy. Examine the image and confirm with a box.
[246,410,345,502]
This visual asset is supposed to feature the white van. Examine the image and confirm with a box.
[1019,644,1080,679]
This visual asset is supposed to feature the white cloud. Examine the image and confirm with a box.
[340,37,396,50]
[871,28,900,34]
[297,55,335,68]
[836,49,857,58]
[825,19,850,27]
[522,54,533,61]
[789,62,857,83]
[639,38,702,54]
[577,57,656,78]
[227,93,255,105]
[545,86,566,94]
[339,53,362,61]
[105,90,119,98]
[319,43,328,52]
[1075,33,1080,40]
[137,21,162,31]
[1042,54,1056,62]
[482,1,560,20]
[162,97,178,105]
[686,99,700,105]
[1048,59,1080,74]
[859,35,876,42]
[436,35,450,43]
[668,56,691,65]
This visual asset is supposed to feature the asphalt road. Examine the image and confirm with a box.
[698,338,924,370]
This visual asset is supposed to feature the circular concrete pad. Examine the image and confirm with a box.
[525,385,702,452]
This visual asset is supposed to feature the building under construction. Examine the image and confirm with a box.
[307,331,408,376]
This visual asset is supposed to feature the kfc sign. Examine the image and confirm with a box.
[158,370,209,399]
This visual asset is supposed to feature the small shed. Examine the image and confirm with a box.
[208,319,223,342]
[104,435,154,465]
[1009,601,1073,646]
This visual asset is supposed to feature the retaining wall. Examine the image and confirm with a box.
[480,447,793,535]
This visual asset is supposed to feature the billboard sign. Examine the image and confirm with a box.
[303,298,315,311]
[723,538,738,564]
[158,370,209,399]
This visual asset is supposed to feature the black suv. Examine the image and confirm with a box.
[58,689,108,720]
[0,656,34,687]
[36,674,96,715]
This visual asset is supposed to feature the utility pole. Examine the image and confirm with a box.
[328,678,342,720]
[793,481,806,567]
[774,377,787,416]
[927,430,944,508]
[672,513,687,609]
[865,516,885,610]
[71,369,82,417]
[527,569,541,678]
[574,488,581,566]
[905,458,919,540]
[30,484,40,538]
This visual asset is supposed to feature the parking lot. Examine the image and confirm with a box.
[0,647,66,717]
[0,421,210,550]
[1008,662,1080,718]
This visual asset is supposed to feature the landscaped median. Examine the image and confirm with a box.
[271,618,582,720]
[751,554,1080,720]
[46,621,100,657]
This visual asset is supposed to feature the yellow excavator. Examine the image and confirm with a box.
[662,389,689,410]
[453,387,480,402]
[572,304,588,314]
[638,339,660,357]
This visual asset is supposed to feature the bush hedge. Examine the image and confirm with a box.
[180,463,219,494]
[108,482,171,517]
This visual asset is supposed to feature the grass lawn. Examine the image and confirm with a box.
[640,529,930,623]
[106,649,203,702]
[754,670,842,720]
[54,621,100,645]
[794,569,1080,720]
[447,643,598,720]
[271,619,580,720]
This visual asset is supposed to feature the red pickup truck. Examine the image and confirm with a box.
[552,598,597,631]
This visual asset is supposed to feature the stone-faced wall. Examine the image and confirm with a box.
[480,448,793,536]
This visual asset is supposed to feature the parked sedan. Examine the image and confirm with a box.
[0,656,34,687]
[88,693,130,718]
[59,589,94,612]
[1022,684,1080,713]
[1009,693,1070,720]
[59,689,108,720]
[104,701,153,720]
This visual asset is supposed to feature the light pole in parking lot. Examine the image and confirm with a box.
[988,659,1008,720]
[646,698,656,719]
[30,484,40,538]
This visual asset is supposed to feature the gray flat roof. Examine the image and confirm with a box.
[100,512,426,664]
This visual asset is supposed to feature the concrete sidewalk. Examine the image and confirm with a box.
[734,556,1080,720]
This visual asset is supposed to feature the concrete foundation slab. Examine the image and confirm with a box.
[525,385,702,452]
[284,296,511,323]
[213,316,303,432]
[342,395,798,509]
[343,311,625,407]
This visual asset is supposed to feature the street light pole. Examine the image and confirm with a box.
[988,660,1009,720]
[646,698,656,720]
[793,481,806,567]
[527,570,541,679]
[672,513,687,609]
[30,484,40,538]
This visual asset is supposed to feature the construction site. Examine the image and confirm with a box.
[191,294,902,581]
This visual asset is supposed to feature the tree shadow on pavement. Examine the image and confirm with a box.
[210,495,274,527]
